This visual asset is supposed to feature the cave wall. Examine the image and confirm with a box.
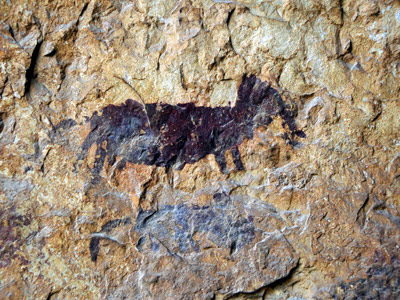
[0,0,399,299]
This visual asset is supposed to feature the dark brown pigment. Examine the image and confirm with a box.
[75,75,305,174]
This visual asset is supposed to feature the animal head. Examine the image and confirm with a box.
[236,75,285,128]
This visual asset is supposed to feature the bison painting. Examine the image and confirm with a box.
[74,75,305,174]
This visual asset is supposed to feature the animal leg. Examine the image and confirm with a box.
[231,146,244,171]
[89,237,100,262]
[106,141,118,167]
[92,144,106,175]
[215,151,228,174]
[74,131,97,172]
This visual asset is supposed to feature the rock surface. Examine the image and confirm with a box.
[0,0,399,299]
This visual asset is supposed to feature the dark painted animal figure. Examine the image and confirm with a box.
[89,193,255,262]
[75,75,304,174]
[133,192,256,255]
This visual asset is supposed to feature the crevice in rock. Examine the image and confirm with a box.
[24,39,43,97]
[40,148,51,173]
[0,112,5,134]
[179,64,188,90]
[45,288,61,300]
[356,194,370,227]
[226,6,235,28]
[229,240,237,255]
[224,260,300,299]
[261,262,300,299]
[8,24,16,41]
[0,76,8,100]
[77,2,89,27]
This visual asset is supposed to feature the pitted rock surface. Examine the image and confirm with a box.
[1,0,399,299]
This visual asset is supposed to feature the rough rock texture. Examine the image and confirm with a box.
[0,0,399,299]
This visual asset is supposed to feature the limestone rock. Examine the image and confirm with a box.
[0,0,399,299]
